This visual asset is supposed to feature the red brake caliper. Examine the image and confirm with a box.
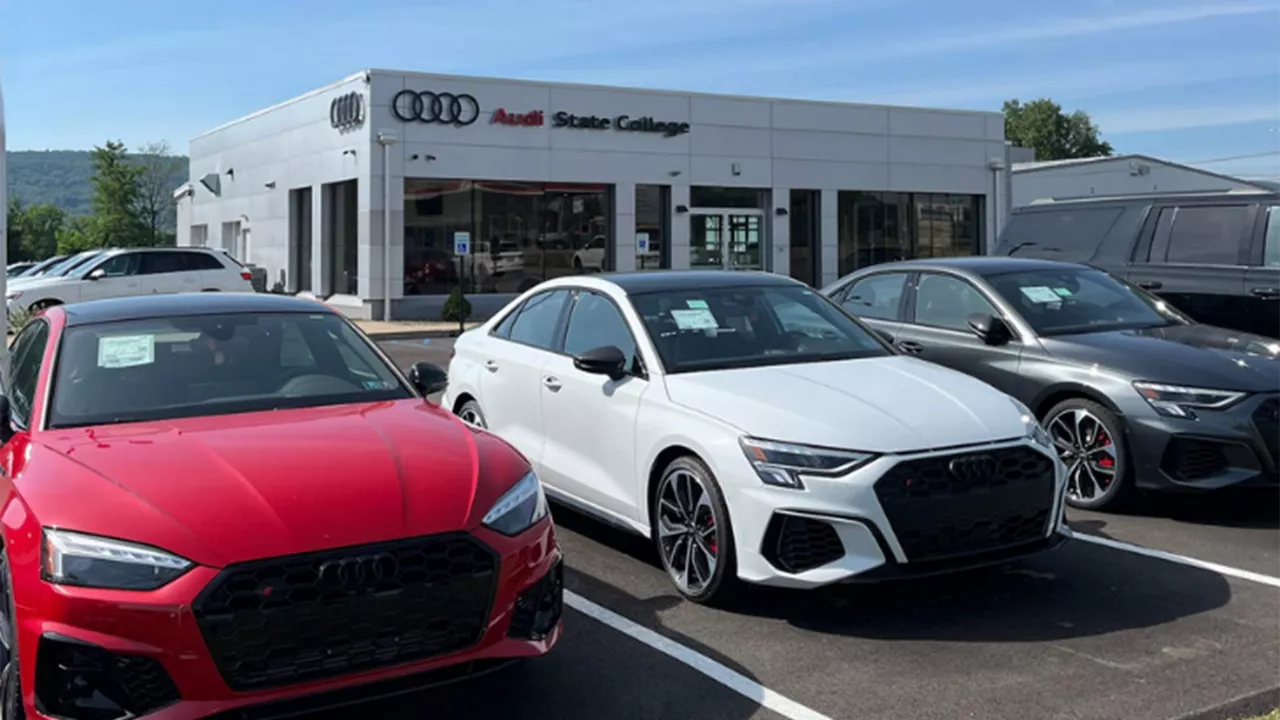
[1095,430,1114,470]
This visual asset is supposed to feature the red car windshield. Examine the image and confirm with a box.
[48,312,413,429]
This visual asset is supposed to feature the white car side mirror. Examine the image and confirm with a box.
[87,268,106,280]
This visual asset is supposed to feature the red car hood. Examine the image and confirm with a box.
[27,400,528,568]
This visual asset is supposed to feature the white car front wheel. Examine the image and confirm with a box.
[653,455,740,606]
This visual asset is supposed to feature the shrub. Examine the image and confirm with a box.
[7,305,33,334]
[440,286,472,323]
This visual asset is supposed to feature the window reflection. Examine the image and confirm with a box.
[636,185,669,270]
[837,191,981,275]
[403,180,612,295]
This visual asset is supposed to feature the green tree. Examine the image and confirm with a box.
[1003,98,1113,161]
[134,140,184,246]
[6,196,26,262]
[56,215,102,254]
[18,203,66,260]
[89,140,147,248]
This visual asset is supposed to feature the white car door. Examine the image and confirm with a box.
[79,252,143,301]
[475,288,572,472]
[538,289,649,522]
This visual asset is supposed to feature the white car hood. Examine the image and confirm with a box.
[662,356,1028,454]
[8,276,67,293]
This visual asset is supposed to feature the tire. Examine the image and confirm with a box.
[572,257,584,270]
[1044,398,1133,511]
[456,399,487,429]
[651,455,741,606]
[28,300,60,312]
[0,551,25,720]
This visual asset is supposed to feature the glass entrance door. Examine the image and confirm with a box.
[689,209,765,271]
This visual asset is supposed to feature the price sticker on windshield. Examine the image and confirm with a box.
[670,308,719,330]
[1020,286,1063,304]
[98,335,156,369]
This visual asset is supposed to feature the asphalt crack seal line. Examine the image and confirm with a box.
[565,591,835,720]
[1073,533,1280,589]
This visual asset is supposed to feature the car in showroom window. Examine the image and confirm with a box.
[444,271,1069,605]
[0,293,563,719]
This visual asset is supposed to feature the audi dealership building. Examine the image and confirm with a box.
[176,69,1015,319]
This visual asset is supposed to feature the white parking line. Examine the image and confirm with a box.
[565,591,835,720]
[1073,533,1280,589]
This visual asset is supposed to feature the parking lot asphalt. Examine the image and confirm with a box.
[372,336,1280,720]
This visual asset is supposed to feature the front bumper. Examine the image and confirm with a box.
[1125,393,1279,492]
[19,523,562,720]
[729,438,1070,589]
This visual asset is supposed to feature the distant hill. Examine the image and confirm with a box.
[5,150,189,217]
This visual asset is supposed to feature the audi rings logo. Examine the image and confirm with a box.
[317,553,399,592]
[392,90,480,126]
[947,454,998,483]
[329,92,366,131]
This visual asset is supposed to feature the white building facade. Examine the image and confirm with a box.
[177,70,1013,320]
[1012,154,1270,208]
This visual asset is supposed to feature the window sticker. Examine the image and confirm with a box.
[362,379,396,390]
[1052,287,1073,297]
[686,299,709,309]
[1020,286,1063,304]
[98,335,156,369]
[670,309,719,331]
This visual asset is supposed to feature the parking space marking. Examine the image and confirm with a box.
[1075,533,1280,589]
[564,591,835,720]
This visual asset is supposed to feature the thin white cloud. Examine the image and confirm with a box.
[659,1,1280,84]
[1096,104,1280,134]
[853,60,1280,109]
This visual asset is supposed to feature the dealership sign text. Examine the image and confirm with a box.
[490,108,690,137]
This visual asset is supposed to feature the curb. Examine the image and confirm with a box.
[1174,686,1279,720]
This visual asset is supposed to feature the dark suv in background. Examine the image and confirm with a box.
[993,191,1280,338]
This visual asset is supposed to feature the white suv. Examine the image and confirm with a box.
[6,248,254,320]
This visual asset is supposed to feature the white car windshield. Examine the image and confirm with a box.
[985,267,1188,336]
[629,284,890,374]
[43,251,103,277]
[48,311,413,429]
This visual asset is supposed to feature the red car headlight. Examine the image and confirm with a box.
[482,471,549,536]
[42,528,194,591]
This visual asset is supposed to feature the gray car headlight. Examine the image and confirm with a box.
[1008,396,1052,449]
[1132,381,1245,419]
[41,529,193,591]
[740,437,876,489]
[483,470,549,536]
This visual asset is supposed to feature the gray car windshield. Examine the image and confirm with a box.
[49,312,413,429]
[629,285,890,374]
[985,267,1187,336]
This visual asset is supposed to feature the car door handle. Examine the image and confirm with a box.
[1250,287,1280,299]
[484,360,499,372]
[542,376,562,391]
[897,341,923,355]
[1137,280,1163,290]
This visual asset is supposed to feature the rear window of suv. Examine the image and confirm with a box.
[997,206,1125,262]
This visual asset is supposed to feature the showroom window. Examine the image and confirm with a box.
[403,180,613,295]
[636,185,670,270]
[837,191,982,276]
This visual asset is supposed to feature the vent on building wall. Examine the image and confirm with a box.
[200,173,222,196]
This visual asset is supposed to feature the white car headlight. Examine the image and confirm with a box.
[6,291,21,301]
[740,437,876,489]
[1008,396,1052,449]
[482,470,549,536]
[42,529,193,590]
[1132,381,1245,419]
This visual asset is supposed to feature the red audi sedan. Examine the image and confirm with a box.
[0,293,563,719]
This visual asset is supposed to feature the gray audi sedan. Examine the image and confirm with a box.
[824,257,1279,511]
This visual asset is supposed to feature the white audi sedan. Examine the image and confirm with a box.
[443,271,1070,605]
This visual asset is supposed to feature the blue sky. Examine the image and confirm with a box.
[3,0,1278,180]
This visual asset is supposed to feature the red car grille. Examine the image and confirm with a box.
[192,534,499,692]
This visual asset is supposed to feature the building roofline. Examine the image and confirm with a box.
[189,70,369,143]
[367,68,1002,118]
[189,68,1005,144]
[1012,153,1268,190]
